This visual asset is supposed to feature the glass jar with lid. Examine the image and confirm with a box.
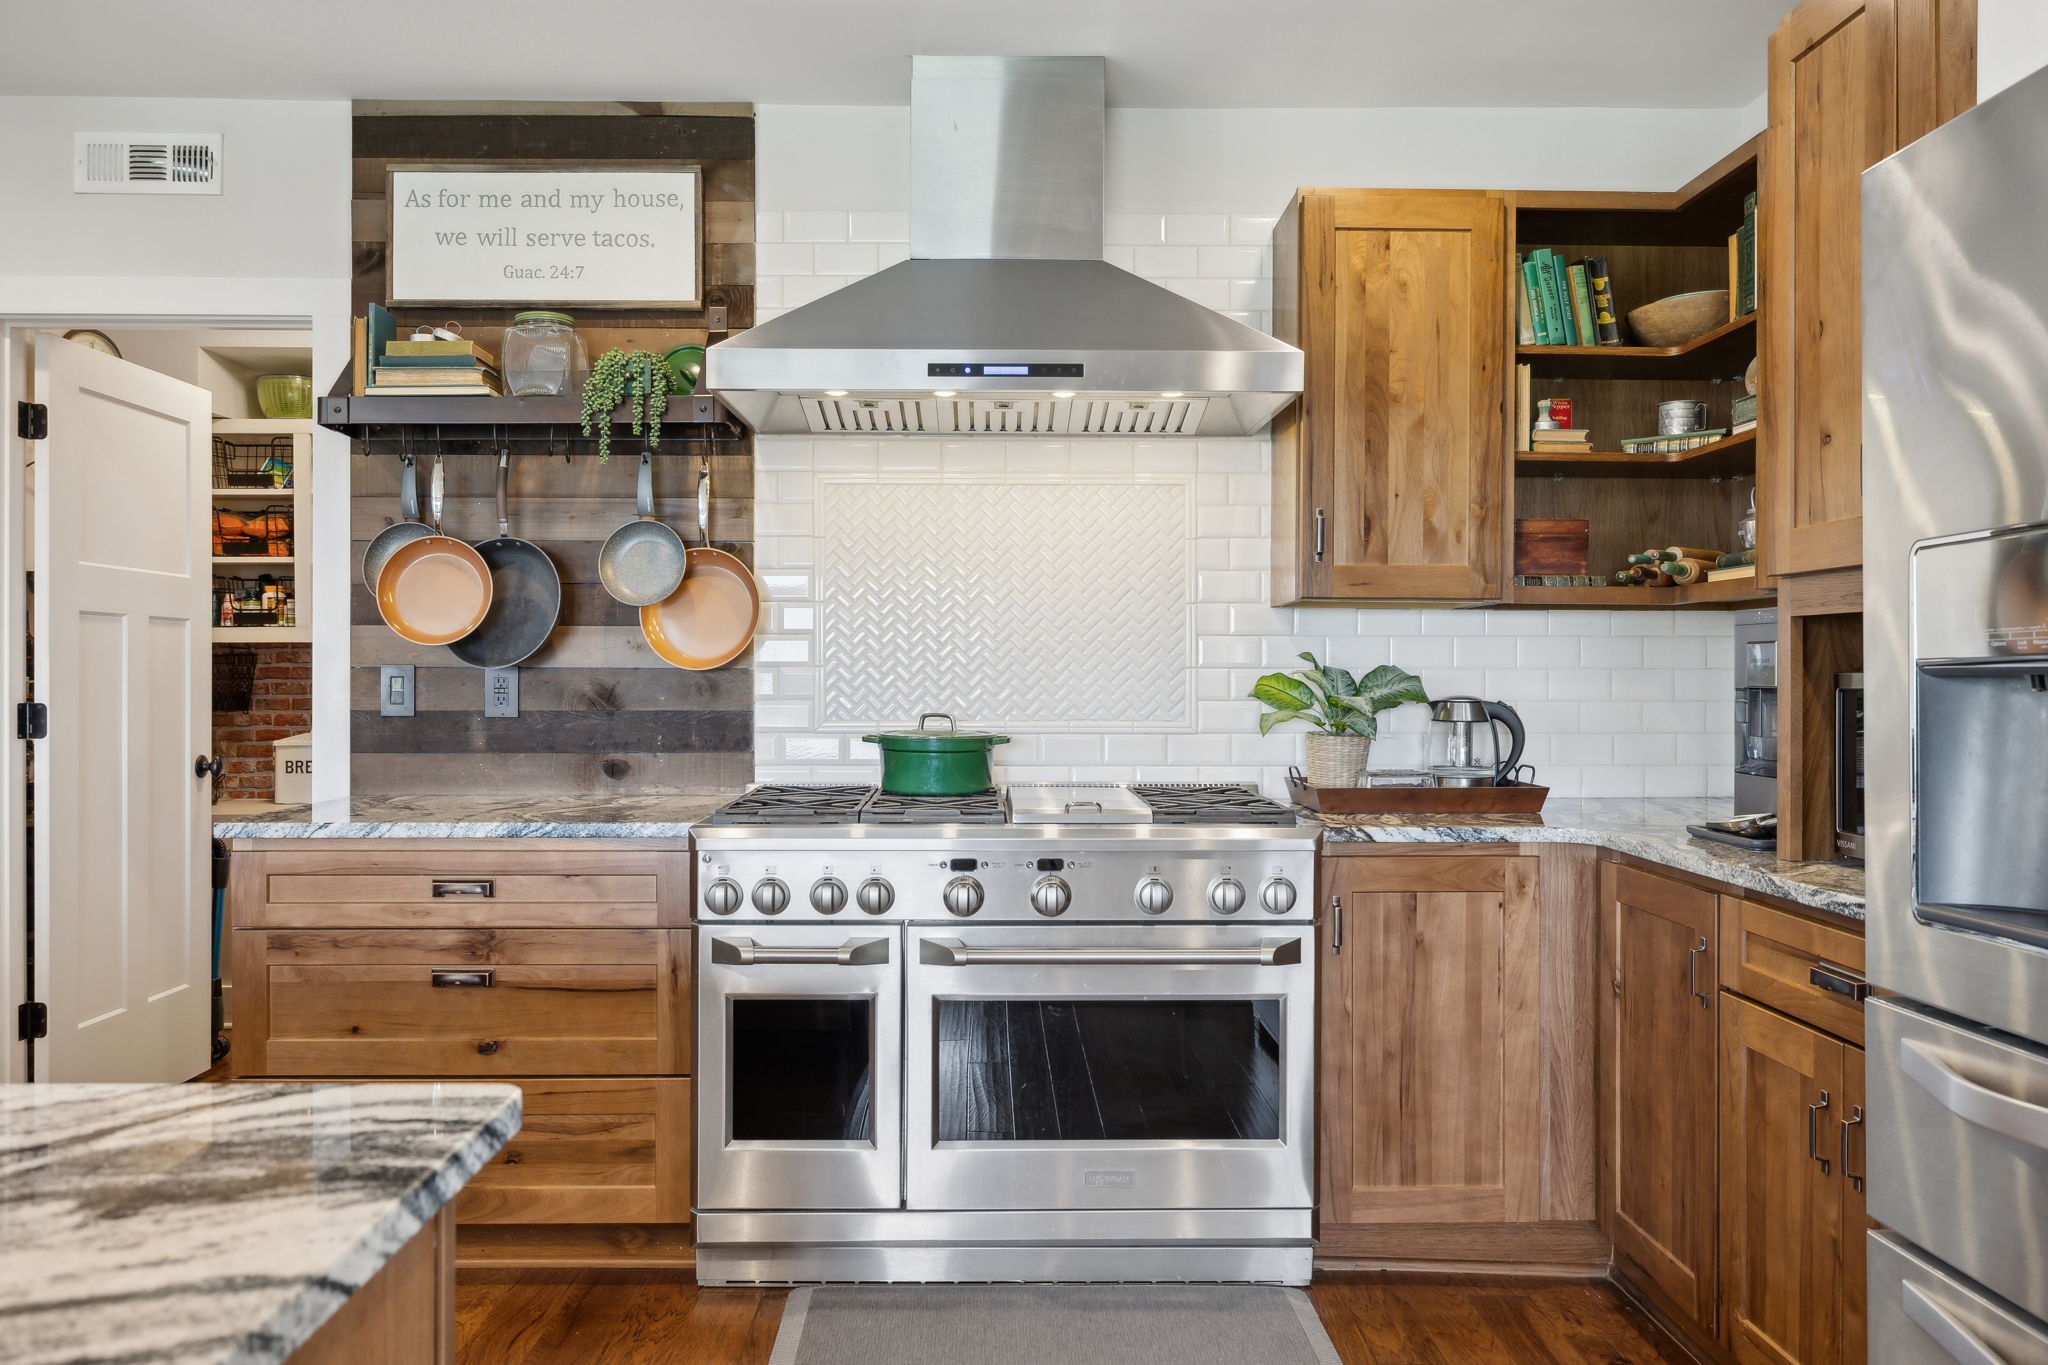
[502,311,587,396]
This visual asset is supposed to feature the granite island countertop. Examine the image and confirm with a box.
[214,792,738,840]
[0,1082,519,1365]
[1318,797,1865,921]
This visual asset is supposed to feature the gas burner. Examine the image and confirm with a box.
[860,789,1006,825]
[1131,782,1300,827]
[700,784,876,826]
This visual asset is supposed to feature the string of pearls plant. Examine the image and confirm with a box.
[580,349,674,463]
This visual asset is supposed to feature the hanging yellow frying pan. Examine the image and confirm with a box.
[641,456,760,670]
[376,454,494,647]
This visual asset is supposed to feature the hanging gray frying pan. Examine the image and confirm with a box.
[360,452,434,593]
[449,451,562,669]
[598,451,688,607]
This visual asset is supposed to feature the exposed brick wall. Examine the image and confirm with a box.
[213,644,311,802]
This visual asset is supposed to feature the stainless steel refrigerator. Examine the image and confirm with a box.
[1864,59,2048,1361]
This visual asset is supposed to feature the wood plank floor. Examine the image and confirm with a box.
[455,1270,1692,1363]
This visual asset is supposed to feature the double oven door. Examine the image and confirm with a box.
[696,921,1315,1216]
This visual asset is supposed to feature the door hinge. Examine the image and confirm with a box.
[16,402,47,441]
[16,702,46,740]
[17,1001,47,1042]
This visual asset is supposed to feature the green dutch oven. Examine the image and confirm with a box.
[862,712,1010,795]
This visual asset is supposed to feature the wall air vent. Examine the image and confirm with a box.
[74,134,222,195]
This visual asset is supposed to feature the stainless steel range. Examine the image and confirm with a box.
[690,782,1319,1286]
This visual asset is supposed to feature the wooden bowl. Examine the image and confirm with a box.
[1627,290,1730,348]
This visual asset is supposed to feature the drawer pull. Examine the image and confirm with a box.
[1901,1037,2048,1151]
[430,969,494,989]
[1810,962,1871,1001]
[1840,1105,1865,1192]
[1902,1281,2010,1365]
[1687,937,1711,1008]
[432,879,495,898]
[476,1039,500,1056]
[1808,1090,1832,1174]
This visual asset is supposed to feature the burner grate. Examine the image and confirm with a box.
[860,789,1007,825]
[1130,782,1299,827]
[701,784,877,826]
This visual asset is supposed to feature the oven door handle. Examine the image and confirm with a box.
[918,937,1303,967]
[709,936,892,967]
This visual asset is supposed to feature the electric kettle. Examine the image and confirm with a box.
[1426,697,1528,787]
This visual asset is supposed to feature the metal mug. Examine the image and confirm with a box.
[1658,399,1709,434]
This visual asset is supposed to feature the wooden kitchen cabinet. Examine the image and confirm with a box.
[1763,0,1976,577]
[1719,995,1868,1365]
[1318,846,1601,1266]
[1599,861,1721,1337]
[1272,189,1508,604]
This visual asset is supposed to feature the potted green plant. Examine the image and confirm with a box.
[581,348,676,463]
[1250,652,1429,787]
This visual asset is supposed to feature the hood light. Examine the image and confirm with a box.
[933,389,956,398]
[1160,391,1184,398]
[1052,390,1076,399]
[824,389,848,397]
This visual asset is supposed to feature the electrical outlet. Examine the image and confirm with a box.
[484,667,519,718]
[379,665,415,717]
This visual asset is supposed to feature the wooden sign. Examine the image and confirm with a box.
[386,164,702,308]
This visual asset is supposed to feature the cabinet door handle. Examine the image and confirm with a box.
[1313,508,1326,562]
[1330,895,1343,954]
[430,969,494,989]
[1840,1104,1865,1191]
[476,1039,500,1056]
[432,879,495,898]
[1808,1090,1833,1174]
[1687,936,1711,1007]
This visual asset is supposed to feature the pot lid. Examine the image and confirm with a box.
[861,712,1010,750]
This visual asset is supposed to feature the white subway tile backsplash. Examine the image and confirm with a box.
[1229,215,1279,245]
[782,275,854,307]
[782,210,849,242]
[755,211,784,243]
[1580,636,1644,669]
[1198,245,1266,278]
[1166,213,1231,244]
[812,241,880,276]
[1135,244,1200,276]
[847,211,910,242]
[877,242,911,269]
[756,242,815,276]
[1163,277,1232,308]
[1106,213,1165,245]
[1103,244,1137,272]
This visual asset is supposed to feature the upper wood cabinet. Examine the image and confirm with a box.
[1763,0,1976,577]
[1599,862,1721,1336]
[1272,190,1507,605]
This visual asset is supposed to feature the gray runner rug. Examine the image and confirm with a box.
[767,1284,1343,1365]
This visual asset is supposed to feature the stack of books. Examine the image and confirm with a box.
[1731,392,1758,435]
[1728,192,1759,319]
[353,302,505,396]
[1516,388,1593,453]
[1518,250,1623,347]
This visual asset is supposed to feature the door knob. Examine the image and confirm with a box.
[194,754,223,780]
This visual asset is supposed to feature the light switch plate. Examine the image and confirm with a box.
[484,667,519,718]
[379,664,415,717]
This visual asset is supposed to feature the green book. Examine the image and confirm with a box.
[1536,251,1572,346]
[366,302,398,370]
[1522,259,1554,344]
[1567,262,1597,345]
[372,353,497,370]
[1737,191,1759,315]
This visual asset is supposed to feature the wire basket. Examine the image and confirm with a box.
[213,645,257,712]
[212,504,294,558]
[212,435,294,489]
[214,574,294,628]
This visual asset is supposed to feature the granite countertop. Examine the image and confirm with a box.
[0,1082,518,1365]
[214,793,737,840]
[1318,797,1865,921]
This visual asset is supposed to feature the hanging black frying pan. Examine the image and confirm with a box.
[450,451,561,669]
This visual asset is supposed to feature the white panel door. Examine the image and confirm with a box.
[32,335,212,1082]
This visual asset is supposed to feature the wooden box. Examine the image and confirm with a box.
[1514,518,1591,575]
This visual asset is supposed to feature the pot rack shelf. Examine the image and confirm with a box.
[317,390,748,453]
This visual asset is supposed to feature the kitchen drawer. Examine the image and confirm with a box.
[1869,1230,2048,1364]
[1868,998,2048,1325]
[457,1078,691,1225]
[1718,895,1867,1043]
[232,929,690,1078]
[230,847,690,929]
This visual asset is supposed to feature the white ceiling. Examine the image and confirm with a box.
[0,0,1787,109]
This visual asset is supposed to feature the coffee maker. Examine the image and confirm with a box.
[1733,609,1778,814]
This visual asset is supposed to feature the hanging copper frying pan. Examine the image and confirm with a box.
[376,455,493,647]
[641,456,760,670]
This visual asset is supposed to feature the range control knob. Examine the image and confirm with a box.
[943,875,985,918]
[1208,877,1247,915]
[751,877,791,916]
[810,877,849,916]
[703,878,743,916]
[1030,875,1073,918]
[856,878,896,916]
[1261,877,1299,915]
[1135,876,1175,916]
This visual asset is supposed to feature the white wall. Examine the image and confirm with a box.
[1979,0,2048,101]
[751,102,1756,800]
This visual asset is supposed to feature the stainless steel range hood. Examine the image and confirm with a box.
[706,56,1303,438]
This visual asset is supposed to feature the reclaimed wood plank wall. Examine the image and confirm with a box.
[349,104,756,796]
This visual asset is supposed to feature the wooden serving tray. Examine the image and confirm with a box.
[1288,772,1550,816]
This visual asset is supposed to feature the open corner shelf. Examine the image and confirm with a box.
[1517,313,1756,380]
[1516,429,1756,480]
[317,391,746,447]
[1508,577,1772,610]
